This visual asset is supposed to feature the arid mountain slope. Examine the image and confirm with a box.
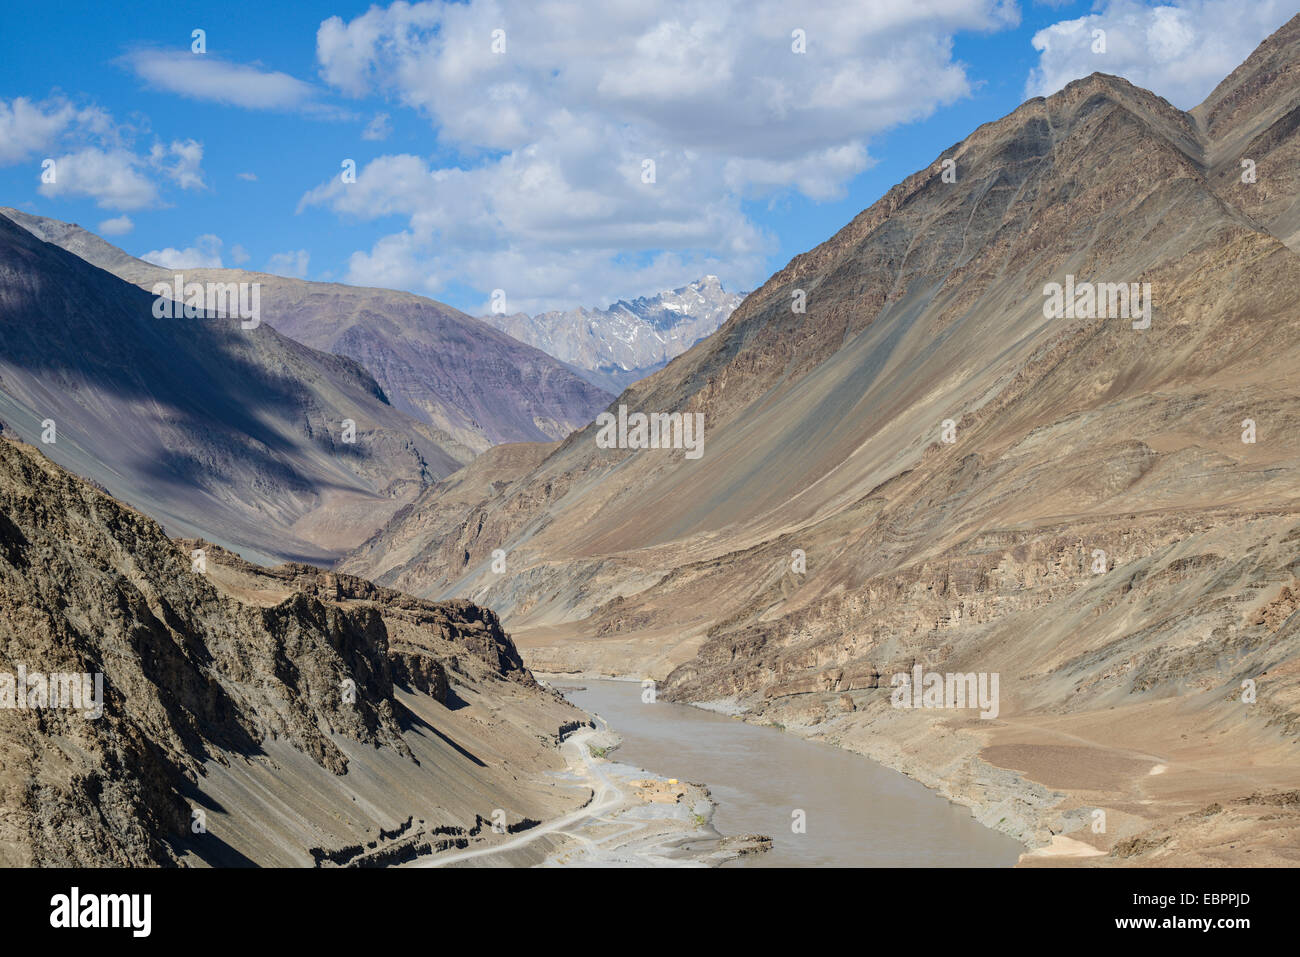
[344,440,556,587]
[0,433,588,866]
[342,17,1300,864]
[1196,13,1300,250]
[0,214,465,564]
[0,209,612,452]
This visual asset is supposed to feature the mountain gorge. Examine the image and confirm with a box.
[340,16,1300,863]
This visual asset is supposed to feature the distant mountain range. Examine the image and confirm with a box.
[0,208,613,454]
[482,276,746,392]
[0,209,618,563]
[7,12,1300,870]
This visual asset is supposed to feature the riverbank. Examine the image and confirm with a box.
[520,628,1300,869]
[678,681,1300,867]
[555,677,1024,867]
[404,703,770,867]
[524,666,1051,855]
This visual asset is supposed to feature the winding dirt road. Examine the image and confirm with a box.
[412,723,623,867]
[410,716,723,867]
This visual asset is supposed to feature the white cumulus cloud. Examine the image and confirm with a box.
[142,234,224,269]
[39,148,161,210]
[5,95,208,211]
[267,249,310,278]
[307,0,1021,312]
[0,97,78,164]
[98,215,133,236]
[1026,0,1297,108]
[39,139,206,210]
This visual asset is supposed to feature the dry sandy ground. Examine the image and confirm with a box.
[981,697,1300,866]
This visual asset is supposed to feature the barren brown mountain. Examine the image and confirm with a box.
[342,16,1300,864]
[0,213,477,565]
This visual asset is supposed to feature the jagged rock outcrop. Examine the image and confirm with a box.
[0,433,584,866]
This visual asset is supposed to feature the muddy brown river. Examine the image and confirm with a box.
[562,679,1024,867]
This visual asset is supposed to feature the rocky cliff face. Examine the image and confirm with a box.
[0,433,585,866]
[343,16,1300,863]
[483,276,746,392]
[0,209,613,453]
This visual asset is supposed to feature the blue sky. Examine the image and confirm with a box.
[1,0,1296,315]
